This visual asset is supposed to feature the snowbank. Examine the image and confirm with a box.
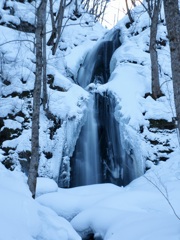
[0,163,81,240]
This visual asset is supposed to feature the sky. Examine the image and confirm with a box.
[103,0,140,28]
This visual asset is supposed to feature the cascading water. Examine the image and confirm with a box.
[77,29,120,87]
[70,29,121,187]
[71,30,120,186]
[69,28,137,187]
[97,93,137,186]
[71,93,101,187]
[97,94,122,185]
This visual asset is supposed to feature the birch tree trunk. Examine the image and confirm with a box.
[163,0,180,135]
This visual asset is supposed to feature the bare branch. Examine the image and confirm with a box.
[0,39,35,47]
[144,175,180,220]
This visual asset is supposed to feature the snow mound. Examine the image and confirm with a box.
[36,177,58,197]
[36,183,121,220]
[0,163,80,240]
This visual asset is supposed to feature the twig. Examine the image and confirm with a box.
[144,174,180,220]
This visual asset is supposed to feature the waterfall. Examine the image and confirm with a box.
[97,94,122,185]
[97,94,137,186]
[69,29,121,187]
[71,93,101,187]
[67,27,142,187]
[77,29,120,87]
[57,27,144,188]
[70,91,139,187]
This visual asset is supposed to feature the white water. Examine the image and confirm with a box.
[73,93,101,186]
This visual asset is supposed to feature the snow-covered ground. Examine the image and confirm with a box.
[0,1,180,239]
[0,149,180,239]
[0,163,81,240]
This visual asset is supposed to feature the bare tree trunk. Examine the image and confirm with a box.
[75,0,78,14]
[125,0,134,23]
[42,4,48,111]
[81,0,107,23]
[131,0,136,7]
[149,0,162,99]
[48,0,107,53]
[163,0,180,135]
[52,0,66,55]
[47,0,57,46]
[146,0,153,17]
[47,0,66,55]
[28,0,47,198]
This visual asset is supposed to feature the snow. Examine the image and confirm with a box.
[2,151,177,240]
[14,1,35,25]
[37,151,180,240]
[144,96,174,121]
[0,1,180,240]
[37,184,121,220]
[36,177,58,197]
[65,40,98,79]
[3,119,21,130]
[0,163,81,240]
[0,97,24,118]
[48,83,88,120]
[98,63,149,128]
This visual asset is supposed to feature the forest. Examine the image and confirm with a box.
[0,0,180,239]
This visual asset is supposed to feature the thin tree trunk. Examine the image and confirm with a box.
[125,0,134,23]
[43,4,48,111]
[149,0,162,99]
[75,0,78,14]
[47,0,57,46]
[52,0,66,55]
[146,0,153,17]
[28,0,47,198]
[163,0,180,134]
[131,0,136,7]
